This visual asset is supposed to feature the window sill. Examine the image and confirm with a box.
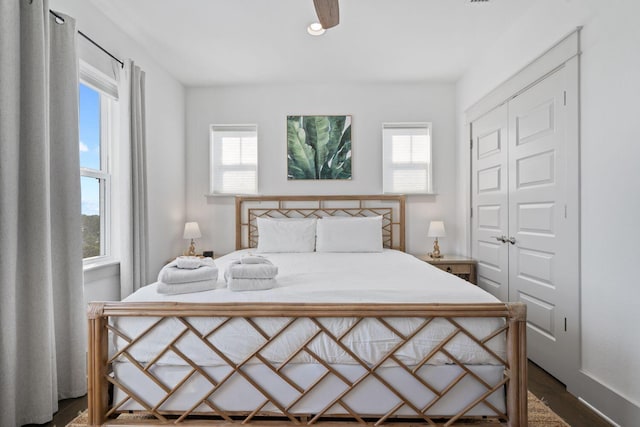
[83,258,119,272]
[83,259,120,284]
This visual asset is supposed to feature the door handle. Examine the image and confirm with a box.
[491,235,508,243]
[507,237,516,245]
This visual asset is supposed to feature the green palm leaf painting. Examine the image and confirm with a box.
[287,115,352,180]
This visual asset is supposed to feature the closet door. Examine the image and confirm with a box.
[471,104,509,301]
[507,66,579,382]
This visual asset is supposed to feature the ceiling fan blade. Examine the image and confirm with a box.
[313,0,339,29]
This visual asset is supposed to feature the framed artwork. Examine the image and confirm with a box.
[287,115,352,180]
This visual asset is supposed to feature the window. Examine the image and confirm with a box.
[79,65,118,261]
[210,124,258,194]
[382,122,433,194]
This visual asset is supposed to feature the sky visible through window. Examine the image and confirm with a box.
[79,83,101,215]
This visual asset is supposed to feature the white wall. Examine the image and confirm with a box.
[52,0,187,299]
[185,82,458,256]
[456,0,640,424]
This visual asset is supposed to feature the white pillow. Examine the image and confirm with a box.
[256,217,317,253]
[316,216,383,252]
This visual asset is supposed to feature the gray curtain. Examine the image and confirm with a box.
[0,1,86,425]
[126,60,149,293]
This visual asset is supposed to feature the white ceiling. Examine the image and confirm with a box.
[89,0,534,87]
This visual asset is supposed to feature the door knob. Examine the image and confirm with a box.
[508,237,516,245]
[491,235,508,243]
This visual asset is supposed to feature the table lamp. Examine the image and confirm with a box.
[428,220,446,259]
[183,222,201,256]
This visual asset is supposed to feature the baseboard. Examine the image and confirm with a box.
[570,369,640,426]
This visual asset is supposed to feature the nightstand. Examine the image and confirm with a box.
[165,253,218,265]
[417,255,477,285]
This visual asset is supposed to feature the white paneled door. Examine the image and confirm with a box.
[471,64,579,385]
[471,104,509,302]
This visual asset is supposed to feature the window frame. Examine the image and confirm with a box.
[80,63,117,265]
[382,122,434,195]
[209,124,259,195]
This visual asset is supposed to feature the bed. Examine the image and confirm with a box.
[87,195,527,426]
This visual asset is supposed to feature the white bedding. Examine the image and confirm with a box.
[116,250,505,367]
[113,363,506,415]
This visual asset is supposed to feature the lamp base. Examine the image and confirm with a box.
[185,239,197,257]
[430,238,442,258]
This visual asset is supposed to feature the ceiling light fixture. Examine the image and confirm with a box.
[307,22,325,36]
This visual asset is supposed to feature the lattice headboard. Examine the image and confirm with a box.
[235,195,406,251]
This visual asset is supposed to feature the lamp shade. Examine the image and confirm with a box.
[183,222,202,239]
[427,220,446,238]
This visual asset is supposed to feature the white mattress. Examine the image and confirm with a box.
[116,250,505,367]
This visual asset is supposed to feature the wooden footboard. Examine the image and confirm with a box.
[87,302,527,426]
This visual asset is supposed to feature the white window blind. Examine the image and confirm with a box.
[210,125,258,194]
[382,123,433,194]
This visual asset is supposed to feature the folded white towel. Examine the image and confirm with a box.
[239,255,270,264]
[176,256,214,269]
[227,263,278,279]
[227,277,276,292]
[224,256,277,282]
[157,279,217,295]
[158,264,218,284]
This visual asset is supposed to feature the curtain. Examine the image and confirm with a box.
[118,60,148,297]
[0,1,86,425]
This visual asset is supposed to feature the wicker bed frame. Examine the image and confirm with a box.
[86,195,527,426]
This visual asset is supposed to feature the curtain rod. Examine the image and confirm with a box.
[49,10,124,68]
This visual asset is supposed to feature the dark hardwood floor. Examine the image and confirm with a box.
[527,361,612,426]
[27,361,611,426]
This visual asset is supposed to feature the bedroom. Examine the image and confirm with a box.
[1,0,638,426]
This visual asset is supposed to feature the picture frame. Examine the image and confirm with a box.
[287,115,352,180]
